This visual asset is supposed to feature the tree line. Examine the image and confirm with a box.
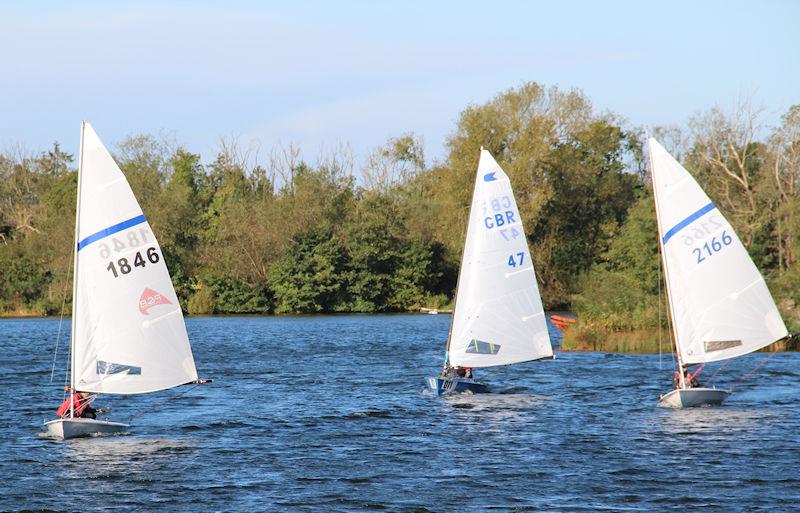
[1,83,798,337]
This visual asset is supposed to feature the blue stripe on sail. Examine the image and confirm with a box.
[662,203,715,244]
[77,215,147,251]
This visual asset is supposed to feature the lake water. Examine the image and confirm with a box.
[1,314,799,512]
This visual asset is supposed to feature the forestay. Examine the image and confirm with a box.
[447,150,552,368]
[73,123,198,394]
[649,138,787,365]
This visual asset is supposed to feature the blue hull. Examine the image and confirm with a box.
[427,376,489,396]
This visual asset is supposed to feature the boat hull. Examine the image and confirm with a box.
[657,387,731,408]
[44,418,130,440]
[427,376,489,396]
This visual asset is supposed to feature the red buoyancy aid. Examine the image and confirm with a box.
[56,393,88,418]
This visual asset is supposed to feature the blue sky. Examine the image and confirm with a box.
[1,0,798,166]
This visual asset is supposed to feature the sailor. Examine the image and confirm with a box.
[442,365,461,378]
[449,366,473,379]
[56,390,97,419]
[685,368,700,388]
[672,366,700,389]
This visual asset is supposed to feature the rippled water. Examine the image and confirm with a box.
[2,314,799,512]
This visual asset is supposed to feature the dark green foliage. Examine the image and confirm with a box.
[341,192,404,312]
[598,193,660,294]
[0,249,51,309]
[268,195,452,314]
[270,227,349,314]
[571,192,665,330]
[389,238,451,310]
[201,275,272,314]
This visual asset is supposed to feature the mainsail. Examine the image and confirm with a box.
[649,138,787,365]
[72,122,198,394]
[447,150,553,368]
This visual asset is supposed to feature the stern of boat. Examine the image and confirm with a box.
[44,418,130,440]
[658,387,731,408]
[427,376,489,396]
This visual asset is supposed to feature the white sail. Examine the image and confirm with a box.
[72,122,198,394]
[648,138,787,365]
[447,149,553,368]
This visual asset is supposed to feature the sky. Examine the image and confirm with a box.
[1,0,798,167]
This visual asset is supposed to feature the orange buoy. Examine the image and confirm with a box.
[550,314,576,331]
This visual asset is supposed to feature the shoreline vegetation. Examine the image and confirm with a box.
[2,82,800,353]
[560,325,800,353]
[561,326,673,354]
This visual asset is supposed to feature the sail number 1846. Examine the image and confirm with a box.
[106,247,160,278]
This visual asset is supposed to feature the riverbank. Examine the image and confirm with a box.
[0,307,451,319]
[0,307,48,318]
[561,325,800,353]
[561,325,671,353]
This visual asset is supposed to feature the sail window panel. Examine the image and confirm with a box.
[97,360,142,375]
[464,339,501,355]
[704,340,742,352]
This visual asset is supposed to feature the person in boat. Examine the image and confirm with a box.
[443,366,473,379]
[56,390,97,419]
[672,366,701,389]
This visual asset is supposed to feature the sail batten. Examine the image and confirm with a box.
[447,150,552,368]
[72,123,198,395]
[648,138,787,365]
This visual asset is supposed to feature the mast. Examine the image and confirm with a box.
[443,148,485,368]
[69,122,86,416]
[648,140,686,389]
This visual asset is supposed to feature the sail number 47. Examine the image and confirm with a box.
[106,247,160,278]
[508,252,525,268]
[692,231,731,264]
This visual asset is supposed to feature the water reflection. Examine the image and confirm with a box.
[439,391,551,441]
[445,391,548,412]
[657,407,777,435]
[60,437,193,482]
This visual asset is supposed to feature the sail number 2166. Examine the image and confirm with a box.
[692,231,732,264]
[106,247,160,278]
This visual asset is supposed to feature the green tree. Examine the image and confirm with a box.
[270,227,349,314]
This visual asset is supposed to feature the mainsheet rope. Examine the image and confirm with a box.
[730,351,779,391]
[703,358,732,386]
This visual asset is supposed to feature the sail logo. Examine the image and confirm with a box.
[483,171,498,182]
[139,288,172,315]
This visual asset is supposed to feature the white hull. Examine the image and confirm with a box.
[658,387,731,408]
[44,417,129,440]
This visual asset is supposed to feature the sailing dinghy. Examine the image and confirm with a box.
[648,138,788,408]
[45,122,208,439]
[427,149,553,395]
